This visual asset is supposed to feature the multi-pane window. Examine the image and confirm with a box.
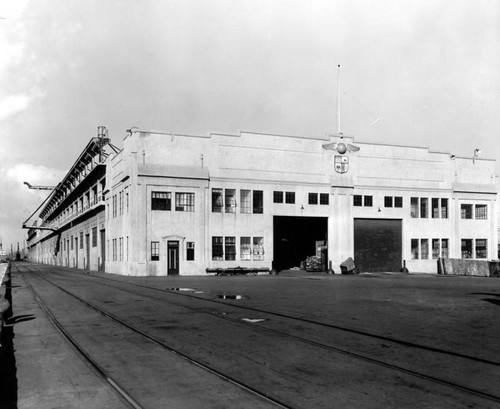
[253,237,264,261]
[354,195,373,207]
[240,237,251,260]
[212,236,223,260]
[384,196,393,208]
[285,192,295,204]
[441,239,449,258]
[119,191,123,215]
[353,195,362,207]
[320,193,329,205]
[432,239,440,259]
[212,188,223,212]
[476,239,487,258]
[119,237,123,261]
[461,239,473,258]
[475,205,487,220]
[411,239,419,259]
[411,197,419,218]
[92,227,97,247]
[273,191,284,203]
[441,199,448,218]
[112,239,117,261]
[432,198,439,218]
[420,239,429,259]
[225,237,236,261]
[175,192,194,212]
[186,242,195,261]
[420,198,428,218]
[225,189,236,213]
[151,241,159,261]
[240,190,251,213]
[126,190,129,213]
[152,192,171,211]
[364,196,373,207]
[308,193,318,205]
[253,190,263,214]
[71,236,74,250]
[394,197,403,208]
[80,232,84,249]
[461,204,473,219]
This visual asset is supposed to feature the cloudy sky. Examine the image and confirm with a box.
[0,0,499,251]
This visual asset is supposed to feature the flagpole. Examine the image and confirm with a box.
[336,64,341,135]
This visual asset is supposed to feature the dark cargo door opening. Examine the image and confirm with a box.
[273,216,328,272]
[354,218,402,273]
[168,240,179,275]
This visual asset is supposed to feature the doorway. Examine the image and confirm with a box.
[168,241,179,275]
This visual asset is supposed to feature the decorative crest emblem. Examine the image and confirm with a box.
[334,155,349,174]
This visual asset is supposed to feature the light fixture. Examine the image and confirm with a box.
[473,148,481,164]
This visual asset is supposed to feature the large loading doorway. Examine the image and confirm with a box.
[273,216,328,272]
[354,218,402,273]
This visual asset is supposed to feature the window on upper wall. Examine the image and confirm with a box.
[353,195,362,207]
[225,237,236,261]
[384,196,393,208]
[92,227,97,247]
[152,192,171,211]
[411,197,419,218]
[308,193,318,205]
[411,239,419,259]
[441,199,448,218]
[475,205,487,220]
[225,189,236,213]
[151,241,159,261]
[461,239,473,258]
[212,189,223,212]
[364,196,373,207]
[240,190,251,213]
[240,237,251,260]
[80,232,83,249]
[253,190,263,214]
[212,236,223,260]
[320,193,329,205]
[461,204,473,219]
[432,198,439,218]
[394,197,403,208]
[175,192,194,212]
[186,242,195,261]
[420,198,428,218]
[285,192,295,204]
[476,239,487,258]
[273,191,284,203]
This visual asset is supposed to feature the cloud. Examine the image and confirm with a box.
[0,94,34,121]
[6,162,65,186]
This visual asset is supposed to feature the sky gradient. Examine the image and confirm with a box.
[0,0,499,251]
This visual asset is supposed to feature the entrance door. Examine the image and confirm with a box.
[168,241,179,275]
[85,234,90,270]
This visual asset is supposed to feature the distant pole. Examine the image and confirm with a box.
[336,64,341,135]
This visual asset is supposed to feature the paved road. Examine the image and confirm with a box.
[2,262,500,408]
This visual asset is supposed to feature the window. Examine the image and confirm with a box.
[126,236,129,261]
[225,189,236,213]
[384,196,393,208]
[432,198,439,218]
[175,192,194,212]
[475,205,487,220]
[212,189,223,212]
[441,199,448,218]
[308,193,318,205]
[364,196,373,207]
[240,237,251,260]
[151,241,159,261]
[411,239,419,259]
[320,193,329,205]
[273,191,284,203]
[411,197,419,218]
[253,237,264,261]
[119,237,123,261]
[187,242,195,261]
[394,197,403,208]
[119,191,123,215]
[253,190,263,214]
[80,232,84,249]
[461,204,473,219]
[71,236,74,250]
[476,239,487,258]
[152,192,171,211]
[420,239,429,259]
[112,239,117,261]
[212,236,223,260]
[225,237,236,261]
[92,227,97,247]
[353,195,362,207]
[126,190,129,213]
[441,239,449,258]
[240,190,251,213]
[112,195,117,217]
[432,239,440,259]
[420,198,428,218]
[285,192,295,204]
[461,239,473,258]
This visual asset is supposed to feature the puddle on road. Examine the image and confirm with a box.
[217,294,247,300]
[240,318,268,323]
[166,288,197,292]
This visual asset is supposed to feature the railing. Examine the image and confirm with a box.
[43,195,104,230]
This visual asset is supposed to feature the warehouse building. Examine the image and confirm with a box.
[26,127,498,275]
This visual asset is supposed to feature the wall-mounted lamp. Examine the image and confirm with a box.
[450,154,456,160]
[378,207,381,212]
[473,148,481,164]
[301,205,304,210]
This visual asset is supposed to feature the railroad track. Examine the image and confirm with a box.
[14,263,500,408]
